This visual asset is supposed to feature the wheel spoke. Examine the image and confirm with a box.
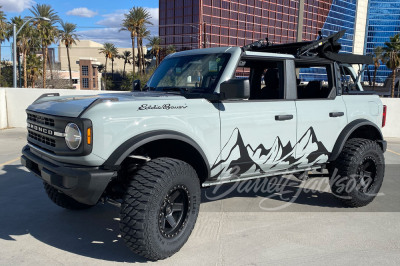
[169,190,181,202]
[172,203,184,212]
[363,171,372,179]
[363,161,371,170]
[165,213,177,228]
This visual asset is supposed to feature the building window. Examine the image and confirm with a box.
[93,78,96,88]
[72,79,78,84]
[93,67,96,76]
[82,78,89,88]
[82,66,89,76]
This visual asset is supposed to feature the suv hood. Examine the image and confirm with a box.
[27,92,186,118]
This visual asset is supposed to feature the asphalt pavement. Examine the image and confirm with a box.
[0,128,399,265]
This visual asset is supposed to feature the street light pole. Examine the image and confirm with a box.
[12,16,50,88]
[12,23,17,88]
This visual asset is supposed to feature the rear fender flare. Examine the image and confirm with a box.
[329,119,384,161]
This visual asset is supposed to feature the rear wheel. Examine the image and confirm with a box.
[44,182,94,210]
[329,138,385,207]
[119,157,200,261]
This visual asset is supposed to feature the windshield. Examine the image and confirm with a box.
[147,53,231,93]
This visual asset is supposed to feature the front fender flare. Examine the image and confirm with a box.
[103,130,210,175]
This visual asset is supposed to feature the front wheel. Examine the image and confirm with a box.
[119,158,200,261]
[329,138,385,207]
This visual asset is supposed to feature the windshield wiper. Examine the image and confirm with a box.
[159,87,189,92]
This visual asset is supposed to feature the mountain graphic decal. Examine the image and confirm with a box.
[210,127,329,181]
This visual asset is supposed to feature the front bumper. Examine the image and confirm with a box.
[21,145,117,205]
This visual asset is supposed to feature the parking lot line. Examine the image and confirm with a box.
[0,157,20,167]
[387,149,400,157]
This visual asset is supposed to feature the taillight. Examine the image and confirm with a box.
[382,105,387,128]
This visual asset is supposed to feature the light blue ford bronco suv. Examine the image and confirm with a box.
[21,32,387,260]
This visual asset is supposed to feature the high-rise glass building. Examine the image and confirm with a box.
[364,0,400,83]
[159,0,357,53]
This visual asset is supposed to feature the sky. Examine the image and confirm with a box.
[0,0,159,60]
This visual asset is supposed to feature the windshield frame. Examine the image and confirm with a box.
[146,53,232,94]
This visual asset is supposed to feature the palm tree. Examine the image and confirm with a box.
[137,25,150,73]
[166,45,176,55]
[118,50,132,78]
[0,7,9,84]
[19,20,36,88]
[111,47,118,80]
[372,46,383,88]
[29,4,59,88]
[99,42,117,89]
[383,34,400,98]
[121,7,153,74]
[147,36,160,67]
[26,54,42,87]
[59,21,79,87]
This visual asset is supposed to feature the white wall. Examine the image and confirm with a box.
[0,88,119,129]
[1,88,400,139]
[0,89,7,129]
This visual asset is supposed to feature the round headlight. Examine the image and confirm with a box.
[65,123,82,150]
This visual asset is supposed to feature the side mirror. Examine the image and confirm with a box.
[219,78,250,100]
[133,79,141,91]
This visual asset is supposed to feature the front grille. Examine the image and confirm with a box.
[28,131,56,147]
[27,113,55,127]
[26,110,92,156]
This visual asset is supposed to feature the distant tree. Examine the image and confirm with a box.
[383,34,400,97]
[118,50,132,78]
[9,16,39,88]
[0,61,12,87]
[166,45,176,55]
[147,36,160,67]
[121,7,152,74]
[26,54,42,87]
[29,3,60,88]
[137,25,150,73]
[59,21,79,87]
[110,47,118,80]
[0,7,9,85]
[99,42,117,89]
[372,46,384,88]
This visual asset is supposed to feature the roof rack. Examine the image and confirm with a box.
[242,30,373,65]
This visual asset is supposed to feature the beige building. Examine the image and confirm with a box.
[58,40,146,73]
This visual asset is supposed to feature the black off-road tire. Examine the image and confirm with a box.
[44,182,94,210]
[120,157,201,261]
[329,138,385,207]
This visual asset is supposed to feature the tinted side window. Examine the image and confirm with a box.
[235,59,285,100]
[296,64,335,99]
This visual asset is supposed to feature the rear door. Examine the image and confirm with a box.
[210,58,298,183]
[294,61,348,167]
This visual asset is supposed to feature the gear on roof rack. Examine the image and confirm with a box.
[242,30,373,65]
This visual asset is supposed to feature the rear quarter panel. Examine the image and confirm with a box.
[342,94,383,128]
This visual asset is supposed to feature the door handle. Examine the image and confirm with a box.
[275,114,294,121]
[329,112,344,117]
